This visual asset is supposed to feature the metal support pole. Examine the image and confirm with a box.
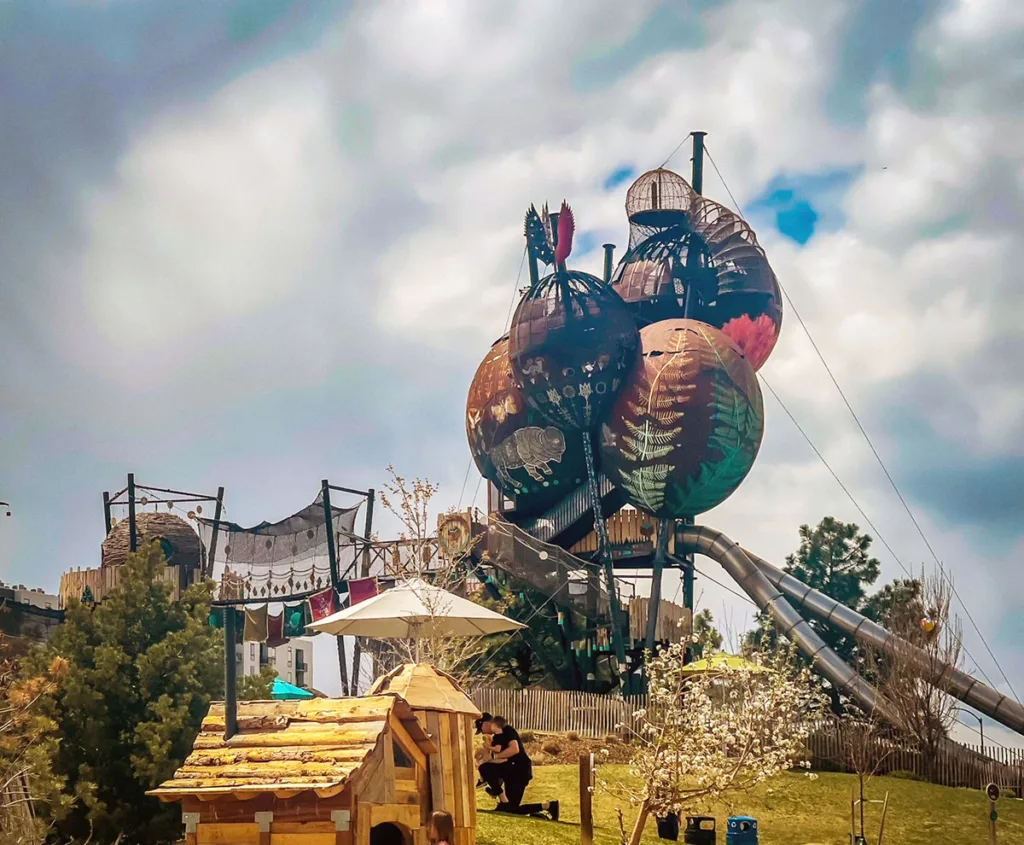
[205,486,225,580]
[526,240,540,288]
[602,243,615,283]
[677,517,695,664]
[102,491,112,536]
[691,131,707,196]
[321,480,349,695]
[644,521,673,656]
[351,489,375,695]
[127,473,138,553]
[223,608,238,740]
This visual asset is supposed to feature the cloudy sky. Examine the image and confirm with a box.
[2,0,1023,745]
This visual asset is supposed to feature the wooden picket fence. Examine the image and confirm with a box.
[467,687,1024,793]
[468,687,637,738]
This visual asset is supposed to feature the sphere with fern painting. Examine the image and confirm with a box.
[598,318,764,518]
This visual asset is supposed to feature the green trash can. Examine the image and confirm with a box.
[683,816,716,844]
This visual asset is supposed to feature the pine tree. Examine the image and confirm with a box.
[29,541,222,844]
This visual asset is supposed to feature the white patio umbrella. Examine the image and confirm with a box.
[306,579,525,641]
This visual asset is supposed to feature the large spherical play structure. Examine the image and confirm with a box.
[610,170,784,371]
[509,270,639,432]
[599,320,764,518]
[466,335,587,515]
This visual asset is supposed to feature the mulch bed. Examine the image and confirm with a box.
[521,731,634,766]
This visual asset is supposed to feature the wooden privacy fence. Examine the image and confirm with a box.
[58,564,185,608]
[467,687,1024,793]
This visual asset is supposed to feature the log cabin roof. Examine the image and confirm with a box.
[148,695,434,801]
[367,663,482,716]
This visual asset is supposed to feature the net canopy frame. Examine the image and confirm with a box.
[196,489,365,607]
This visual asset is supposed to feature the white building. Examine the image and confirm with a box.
[236,639,314,689]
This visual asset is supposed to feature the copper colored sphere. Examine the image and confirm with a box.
[508,269,640,432]
[599,319,764,518]
[466,335,586,516]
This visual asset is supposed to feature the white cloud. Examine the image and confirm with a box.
[10,0,1024,728]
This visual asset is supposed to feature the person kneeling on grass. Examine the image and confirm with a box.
[475,712,559,820]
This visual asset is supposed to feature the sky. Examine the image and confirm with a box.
[2,0,1023,747]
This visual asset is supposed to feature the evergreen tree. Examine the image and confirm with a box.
[30,541,222,844]
[238,663,278,701]
[690,608,723,659]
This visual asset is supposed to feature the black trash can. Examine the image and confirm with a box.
[656,812,680,841]
[683,815,716,844]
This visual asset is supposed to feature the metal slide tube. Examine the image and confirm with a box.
[747,550,1024,735]
[677,525,899,724]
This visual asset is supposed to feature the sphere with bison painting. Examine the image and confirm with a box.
[598,319,764,518]
[466,335,586,516]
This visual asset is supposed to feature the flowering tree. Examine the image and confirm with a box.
[605,640,827,845]
[368,466,500,686]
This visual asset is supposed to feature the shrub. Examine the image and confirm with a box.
[604,733,620,745]
[566,730,581,741]
[519,729,536,744]
[889,770,925,781]
[542,740,562,755]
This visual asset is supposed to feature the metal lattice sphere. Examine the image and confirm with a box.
[467,335,587,515]
[599,319,764,518]
[626,168,697,230]
[509,269,640,432]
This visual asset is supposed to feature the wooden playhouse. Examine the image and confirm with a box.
[150,664,481,845]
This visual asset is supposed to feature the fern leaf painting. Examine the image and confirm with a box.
[600,319,764,518]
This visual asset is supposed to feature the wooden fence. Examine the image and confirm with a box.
[467,686,1024,793]
[468,687,637,738]
[58,564,185,609]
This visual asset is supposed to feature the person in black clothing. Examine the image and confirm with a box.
[475,713,559,820]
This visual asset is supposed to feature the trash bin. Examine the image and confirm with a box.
[726,816,757,844]
[655,811,679,835]
[683,816,716,844]
[656,812,680,841]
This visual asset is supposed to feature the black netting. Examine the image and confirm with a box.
[197,492,360,603]
[485,517,609,621]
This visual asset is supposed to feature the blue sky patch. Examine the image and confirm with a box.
[604,165,636,191]
[747,166,861,245]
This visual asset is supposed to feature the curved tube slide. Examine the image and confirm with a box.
[677,524,1024,737]
[746,548,1024,735]
[676,525,899,725]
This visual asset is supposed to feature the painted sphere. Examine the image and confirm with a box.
[509,269,640,432]
[599,319,764,518]
[466,335,587,516]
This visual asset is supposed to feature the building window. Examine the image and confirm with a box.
[295,648,306,688]
[287,646,293,668]
[250,643,256,661]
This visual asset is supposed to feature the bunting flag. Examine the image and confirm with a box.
[243,606,269,643]
[284,602,309,638]
[307,586,339,623]
[347,577,379,606]
[267,612,288,648]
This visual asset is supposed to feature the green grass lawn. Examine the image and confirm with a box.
[475,765,1024,845]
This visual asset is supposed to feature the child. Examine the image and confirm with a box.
[429,810,455,845]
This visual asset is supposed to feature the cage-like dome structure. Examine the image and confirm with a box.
[625,169,698,245]
[615,169,784,370]
[101,512,203,570]
[509,269,639,432]
[466,335,587,515]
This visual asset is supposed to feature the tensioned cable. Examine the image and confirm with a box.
[703,142,1020,706]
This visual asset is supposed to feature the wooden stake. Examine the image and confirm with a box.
[580,753,594,845]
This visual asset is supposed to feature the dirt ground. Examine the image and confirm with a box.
[520,731,634,766]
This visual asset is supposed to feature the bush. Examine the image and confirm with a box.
[889,770,925,781]
[604,733,620,745]
[542,740,562,755]
[519,729,536,744]
[566,730,581,741]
